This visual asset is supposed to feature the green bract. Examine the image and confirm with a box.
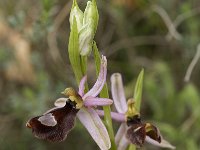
[134,69,144,111]
[68,18,83,84]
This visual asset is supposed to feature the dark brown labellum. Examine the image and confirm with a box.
[26,100,79,142]
[145,124,161,143]
[126,123,146,147]
[126,115,161,147]
[127,115,141,126]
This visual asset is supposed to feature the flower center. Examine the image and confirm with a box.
[125,99,140,120]
[61,87,83,109]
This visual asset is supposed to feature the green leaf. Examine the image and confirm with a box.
[68,17,84,84]
[134,69,144,111]
[93,42,117,150]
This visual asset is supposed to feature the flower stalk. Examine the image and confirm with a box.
[94,42,117,150]
[68,1,114,149]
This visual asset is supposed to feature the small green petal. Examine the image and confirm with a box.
[134,69,144,111]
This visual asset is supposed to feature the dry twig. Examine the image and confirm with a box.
[166,7,200,40]
[151,5,182,41]
[184,43,200,82]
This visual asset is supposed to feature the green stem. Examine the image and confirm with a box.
[128,144,136,150]
[80,55,89,91]
[93,42,117,150]
[100,85,117,150]
[80,56,87,76]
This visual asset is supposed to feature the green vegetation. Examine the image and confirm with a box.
[0,0,200,149]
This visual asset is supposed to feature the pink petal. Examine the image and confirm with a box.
[96,110,126,122]
[54,98,68,107]
[111,73,127,113]
[115,123,129,150]
[118,134,130,150]
[145,136,175,149]
[115,123,126,144]
[83,56,107,99]
[78,75,87,97]
[84,97,113,107]
[77,108,111,150]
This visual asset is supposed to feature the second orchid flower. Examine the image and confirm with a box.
[97,73,175,150]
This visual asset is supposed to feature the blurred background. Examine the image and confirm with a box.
[0,0,200,149]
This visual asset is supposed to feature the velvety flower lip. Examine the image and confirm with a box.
[55,55,111,150]
[110,73,175,150]
[26,99,79,142]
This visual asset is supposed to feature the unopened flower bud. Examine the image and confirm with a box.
[79,0,99,56]
[69,0,83,32]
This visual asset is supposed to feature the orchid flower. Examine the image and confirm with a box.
[26,56,111,150]
[97,73,175,150]
[55,56,111,149]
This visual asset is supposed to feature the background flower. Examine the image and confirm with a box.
[111,73,175,150]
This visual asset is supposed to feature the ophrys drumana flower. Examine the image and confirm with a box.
[97,73,175,150]
[26,56,112,150]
